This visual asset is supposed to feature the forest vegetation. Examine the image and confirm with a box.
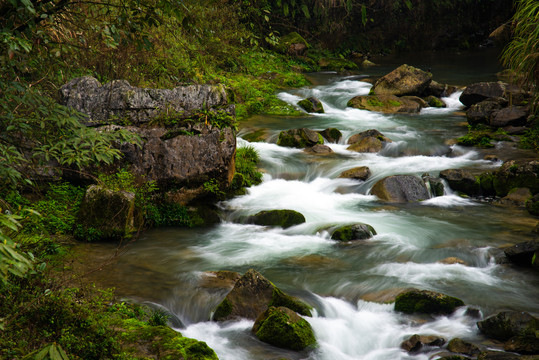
[0,0,537,358]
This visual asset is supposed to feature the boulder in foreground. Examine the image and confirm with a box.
[252,306,316,351]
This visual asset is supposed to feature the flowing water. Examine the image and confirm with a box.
[76,49,539,360]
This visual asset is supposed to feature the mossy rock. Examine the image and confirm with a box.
[504,335,539,354]
[277,128,324,148]
[252,306,316,351]
[394,289,465,315]
[477,311,539,341]
[372,64,433,96]
[425,95,446,108]
[331,223,376,242]
[338,166,371,181]
[212,269,312,321]
[371,175,430,203]
[75,185,137,241]
[248,209,306,228]
[319,128,342,143]
[118,318,218,360]
[297,97,324,113]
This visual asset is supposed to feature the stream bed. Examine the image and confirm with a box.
[75,49,539,360]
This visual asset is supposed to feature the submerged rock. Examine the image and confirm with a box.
[252,306,316,351]
[330,223,376,242]
[371,175,430,203]
[277,128,324,148]
[298,97,325,113]
[477,351,522,360]
[371,64,433,96]
[247,209,306,228]
[338,166,372,181]
[477,311,539,341]
[75,185,137,241]
[498,188,532,208]
[394,289,465,315]
[212,269,312,321]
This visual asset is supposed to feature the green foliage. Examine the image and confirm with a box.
[234,146,263,188]
[203,179,226,200]
[502,0,539,113]
[148,309,170,327]
[22,183,85,236]
[144,201,192,228]
[456,129,494,148]
[22,343,70,360]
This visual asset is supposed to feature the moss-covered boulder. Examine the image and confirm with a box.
[477,311,539,341]
[119,318,218,360]
[298,97,324,113]
[394,289,465,315]
[338,166,372,181]
[247,209,306,228]
[371,64,433,97]
[277,128,324,148]
[75,185,137,241]
[347,94,423,114]
[319,128,343,143]
[252,306,316,351]
[212,269,312,321]
[476,350,522,360]
[331,223,376,242]
[371,175,430,203]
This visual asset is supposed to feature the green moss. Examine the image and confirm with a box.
[476,172,496,196]
[270,288,312,317]
[426,95,445,108]
[388,100,402,107]
[254,307,316,351]
[367,98,385,107]
[394,289,464,315]
[456,130,494,148]
[213,298,233,320]
[298,98,315,112]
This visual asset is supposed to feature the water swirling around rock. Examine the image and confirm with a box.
[76,52,539,360]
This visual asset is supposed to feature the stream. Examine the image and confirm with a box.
[76,49,539,360]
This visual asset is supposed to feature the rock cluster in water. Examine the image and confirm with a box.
[346,64,456,114]
[212,269,316,351]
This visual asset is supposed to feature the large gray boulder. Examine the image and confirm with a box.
[439,169,481,196]
[60,76,233,126]
[371,175,430,203]
[490,106,529,128]
[459,82,507,107]
[371,64,433,96]
[113,124,236,190]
